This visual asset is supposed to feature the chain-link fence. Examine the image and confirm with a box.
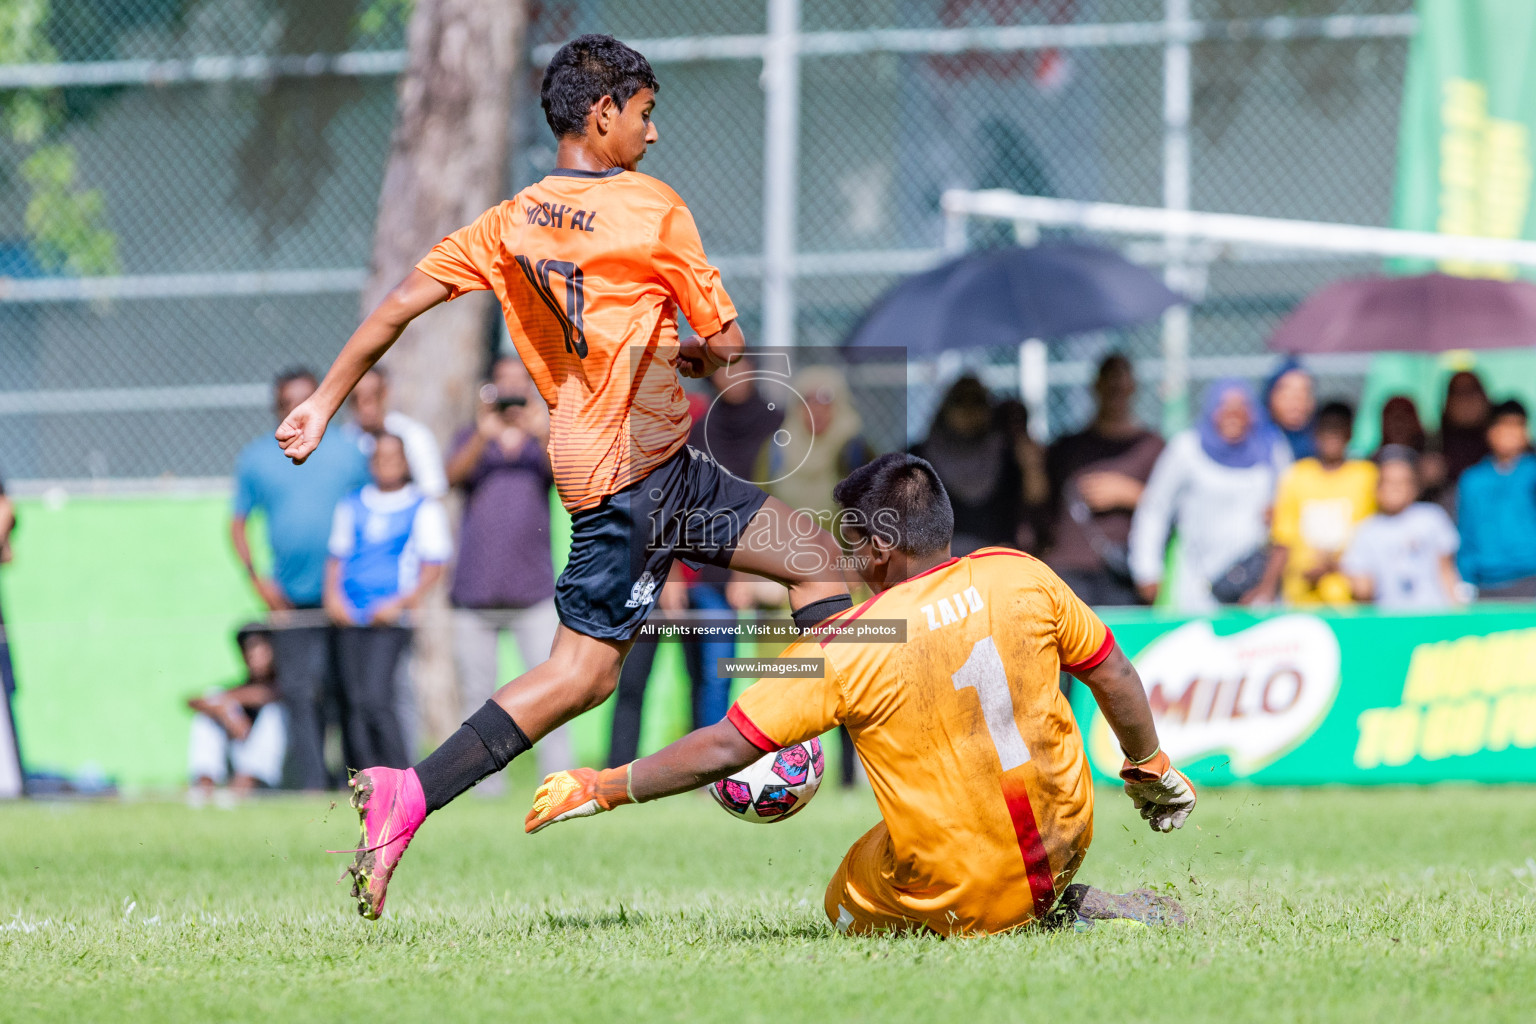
[0,0,1416,483]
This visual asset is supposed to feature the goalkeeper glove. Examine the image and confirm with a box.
[524,766,634,834]
[1119,749,1196,833]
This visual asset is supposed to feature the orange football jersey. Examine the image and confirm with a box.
[416,169,737,511]
[728,548,1114,934]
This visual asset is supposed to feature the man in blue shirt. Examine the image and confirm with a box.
[1457,400,1536,600]
[231,368,369,789]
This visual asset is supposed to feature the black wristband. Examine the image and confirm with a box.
[792,593,853,631]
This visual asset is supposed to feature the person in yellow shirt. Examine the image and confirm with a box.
[1262,401,1377,605]
[526,454,1198,936]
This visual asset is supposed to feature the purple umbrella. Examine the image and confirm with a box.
[1268,272,1536,354]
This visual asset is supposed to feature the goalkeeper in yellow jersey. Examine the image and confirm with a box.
[526,454,1197,936]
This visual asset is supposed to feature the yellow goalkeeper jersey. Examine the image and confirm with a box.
[727,548,1113,933]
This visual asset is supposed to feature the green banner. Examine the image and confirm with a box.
[1072,606,1536,785]
[1393,0,1536,278]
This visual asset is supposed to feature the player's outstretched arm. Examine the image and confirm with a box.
[1073,645,1197,833]
[525,720,762,833]
[275,270,451,464]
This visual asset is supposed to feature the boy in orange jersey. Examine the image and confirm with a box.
[527,454,1197,936]
[278,36,851,919]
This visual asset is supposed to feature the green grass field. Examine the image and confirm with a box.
[4,780,1536,1023]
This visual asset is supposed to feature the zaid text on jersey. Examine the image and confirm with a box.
[920,586,985,631]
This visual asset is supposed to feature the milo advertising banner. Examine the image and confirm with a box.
[1070,607,1536,785]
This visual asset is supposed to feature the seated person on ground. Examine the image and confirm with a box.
[525,453,1196,937]
[186,624,286,801]
[1342,447,1463,610]
[1261,400,1377,606]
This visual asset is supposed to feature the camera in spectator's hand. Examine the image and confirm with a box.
[479,383,528,411]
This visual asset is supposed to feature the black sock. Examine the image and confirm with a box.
[413,700,531,814]
[792,593,853,631]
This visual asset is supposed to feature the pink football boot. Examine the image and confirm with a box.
[341,767,426,920]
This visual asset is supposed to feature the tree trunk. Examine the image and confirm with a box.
[365,0,525,747]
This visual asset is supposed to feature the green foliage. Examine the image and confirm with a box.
[20,143,118,274]
[0,0,55,64]
[357,0,413,38]
[3,784,1536,1022]
[1,0,120,276]
[3,89,51,145]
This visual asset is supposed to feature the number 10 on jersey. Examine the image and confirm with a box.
[515,255,588,358]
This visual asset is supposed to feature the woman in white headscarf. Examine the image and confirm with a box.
[1129,378,1291,612]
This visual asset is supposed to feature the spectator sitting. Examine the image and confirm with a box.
[911,375,1021,555]
[231,368,369,790]
[1436,370,1492,496]
[1129,379,1290,612]
[1045,354,1164,605]
[324,434,451,769]
[1265,358,1318,460]
[186,624,286,806]
[346,367,447,498]
[1261,401,1377,606]
[446,355,572,786]
[1342,447,1463,610]
[1456,400,1536,599]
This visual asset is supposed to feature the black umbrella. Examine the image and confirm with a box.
[843,242,1184,354]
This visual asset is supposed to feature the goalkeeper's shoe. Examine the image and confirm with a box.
[339,766,426,921]
[1051,883,1187,932]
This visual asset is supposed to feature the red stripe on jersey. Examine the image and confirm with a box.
[968,548,1037,561]
[999,773,1057,921]
[905,555,961,580]
[1062,627,1116,674]
[727,704,780,753]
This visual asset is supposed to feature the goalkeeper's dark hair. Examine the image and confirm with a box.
[832,453,954,557]
[540,34,658,139]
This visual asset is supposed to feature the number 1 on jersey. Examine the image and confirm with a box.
[515,255,588,358]
[952,636,1031,771]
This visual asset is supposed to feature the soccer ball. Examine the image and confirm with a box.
[709,738,824,823]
